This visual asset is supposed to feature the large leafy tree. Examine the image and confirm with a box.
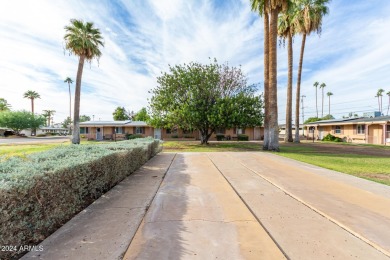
[251,0,288,151]
[133,107,151,122]
[0,98,11,112]
[23,90,40,114]
[79,115,91,122]
[64,19,104,144]
[64,77,73,127]
[278,4,297,143]
[149,60,263,144]
[0,110,45,135]
[293,0,330,142]
[113,107,130,121]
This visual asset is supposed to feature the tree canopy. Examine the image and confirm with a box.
[0,98,11,112]
[112,107,130,121]
[149,59,264,144]
[133,107,151,122]
[0,110,46,135]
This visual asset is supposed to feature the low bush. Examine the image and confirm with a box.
[0,138,161,259]
[238,134,249,141]
[183,135,194,139]
[36,134,47,137]
[322,133,343,142]
[171,134,179,138]
[126,134,143,140]
[216,134,225,141]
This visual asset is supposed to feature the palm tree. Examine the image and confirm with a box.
[64,77,73,127]
[0,98,11,112]
[23,90,41,114]
[313,81,319,117]
[251,0,288,151]
[64,19,104,144]
[293,0,330,143]
[320,82,326,117]
[376,88,385,114]
[278,6,297,143]
[42,110,56,126]
[386,91,390,116]
[326,91,333,115]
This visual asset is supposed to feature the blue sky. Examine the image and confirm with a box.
[1,0,390,123]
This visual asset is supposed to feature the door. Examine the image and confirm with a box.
[318,127,324,140]
[154,128,161,140]
[96,127,103,140]
[254,127,261,140]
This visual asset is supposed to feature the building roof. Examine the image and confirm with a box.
[79,120,149,127]
[305,116,390,126]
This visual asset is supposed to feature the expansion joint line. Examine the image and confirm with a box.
[242,152,390,259]
[205,153,291,260]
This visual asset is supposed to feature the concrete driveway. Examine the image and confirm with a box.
[0,136,69,145]
[23,152,390,260]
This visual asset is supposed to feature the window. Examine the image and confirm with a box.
[216,128,226,134]
[335,126,342,134]
[80,127,89,134]
[183,129,193,134]
[136,127,145,134]
[166,128,171,134]
[357,125,365,135]
[115,127,123,134]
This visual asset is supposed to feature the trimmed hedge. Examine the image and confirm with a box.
[0,138,161,260]
[238,134,249,141]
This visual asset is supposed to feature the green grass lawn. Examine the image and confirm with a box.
[278,146,390,186]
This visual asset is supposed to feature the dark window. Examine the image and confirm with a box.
[136,127,145,134]
[183,129,193,134]
[115,127,123,134]
[335,126,342,134]
[357,125,365,135]
[166,128,171,134]
[216,128,226,134]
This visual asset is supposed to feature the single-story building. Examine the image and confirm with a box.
[305,115,390,145]
[279,124,304,136]
[21,127,69,136]
[79,121,264,141]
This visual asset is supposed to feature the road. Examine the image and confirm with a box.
[0,136,70,145]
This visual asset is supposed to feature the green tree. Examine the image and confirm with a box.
[133,107,151,122]
[42,110,56,126]
[113,107,130,121]
[0,110,45,135]
[278,4,298,143]
[79,115,91,122]
[293,0,330,143]
[304,114,333,124]
[149,60,263,144]
[0,98,11,112]
[251,0,288,151]
[327,91,333,115]
[64,77,73,124]
[23,90,40,114]
[62,116,73,129]
[313,81,319,117]
[64,19,104,144]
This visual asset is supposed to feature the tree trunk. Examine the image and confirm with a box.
[387,96,390,116]
[328,96,330,115]
[284,31,293,143]
[294,33,306,143]
[315,87,318,118]
[263,10,270,150]
[31,98,35,136]
[72,55,85,144]
[267,8,279,151]
[200,129,213,145]
[322,87,324,117]
[69,82,72,131]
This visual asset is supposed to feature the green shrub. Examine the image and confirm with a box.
[36,134,47,137]
[0,138,161,259]
[322,133,336,141]
[127,134,143,140]
[184,135,194,138]
[171,134,179,138]
[216,134,225,141]
[238,134,249,141]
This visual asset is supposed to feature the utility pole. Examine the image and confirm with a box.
[301,95,306,136]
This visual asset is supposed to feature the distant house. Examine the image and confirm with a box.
[279,124,304,136]
[21,126,69,136]
[305,115,390,145]
[79,120,264,141]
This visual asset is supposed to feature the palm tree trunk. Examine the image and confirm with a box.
[267,7,279,151]
[285,31,293,143]
[68,82,72,128]
[328,96,330,115]
[31,99,34,114]
[387,96,390,116]
[263,10,270,150]
[315,88,318,118]
[322,87,324,117]
[294,33,306,143]
[72,55,85,144]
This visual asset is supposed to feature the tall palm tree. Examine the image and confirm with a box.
[313,81,319,117]
[251,0,288,151]
[64,77,73,127]
[0,98,11,112]
[42,110,56,126]
[326,91,333,115]
[278,5,297,143]
[320,82,326,117]
[386,91,390,116]
[64,19,104,144]
[293,0,330,143]
[23,90,40,114]
[377,88,385,114]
